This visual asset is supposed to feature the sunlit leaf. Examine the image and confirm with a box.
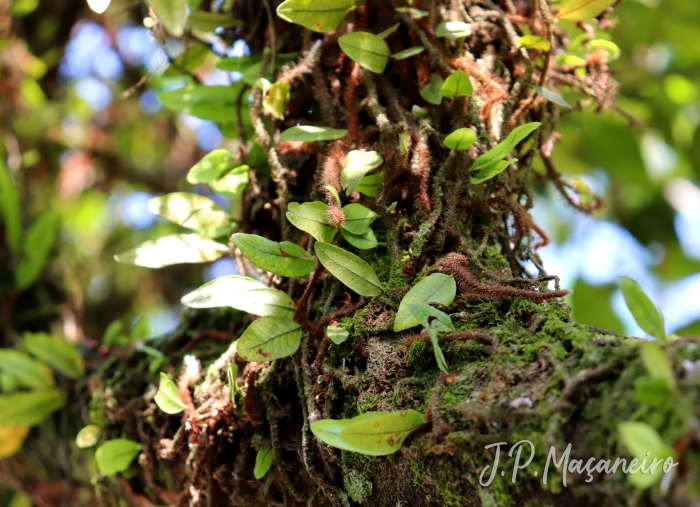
[338,32,391,74]
[15,212,59,290]
[440,70,473,99]
[408,302,454,333]
[276,0,356,33]
[154,373,187,414]
[263,81,291,120]
[164,42,209,77]
[279,125,348,142]
[187,149,236,184]
[518,35,551,51]
[470,158,517,184]
[338,410,426,455]
[115,234,228,268]
[471,122,541,172]
[148,0,187,36]
[158,85,241,121]
[394,7,427,18]
[286,201,337,243]
[419,73,443,105]
[76,425,102,449]
[237,317,302,362]
[311,412,385,452]
[589,39,620,61]
[0,389,66,426]
[618,422,675,489]
[181,275,296,318]
[634,377,671,407]
[392,46,425,60]
[254,448,273,479]
[399,131,408,155]
[436,21,471,39]
[325,185,341,206]
[95,439,142,476]
[394,273,456,332]
[188,11,240,32]
[227,362,238,404]
[377,22,400,39]
[341,203,379,235]
[340,150,384,195]
[327,326,350,345]
[314,242,383,296]
[148,192,231,231]
[341,227,379,250]
[443,128,477,151]
[0,349,54,389]
[0,160,20,254]
[210,165,250,197]
[557,0,616,21]
[640,341,675,390]
[533,85,572,109]
[131,314,151,342]
[103,320,127,347]
[232,233,316,278]
[23,332,84,379]
[619,276,666,341]
[0,426,30,459]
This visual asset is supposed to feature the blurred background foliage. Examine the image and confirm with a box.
[0,0,699,359]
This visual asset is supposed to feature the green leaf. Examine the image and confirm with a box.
[408,302,454,333]
[557,0,616,21]
[154,373,187,414]
[325,185,341,206]
[158,85,241,122]
[327,326,350,345]
[311,413,385,453]
[76,425,102,448]
[130,314,151,343]
[340,150,384,195]
[227,362,238,404]
[377,22,400,39]
[286,201,338,243]
[634,377,671,407]
[533,85,572,109]
[232,233,316,278]
[95,439,142,476]
[355,171,384,198]
[114,234,228,268]
[338,410,426,455]
[314,242,383,297]
[147,0,187,36]
[471,122,541,172]
[181,275,296,318]
[0,389,66,426]
[276,0,356,33]
[619,277,666,341]
[187,149,236,184]
[518,35,551,51]
[0,160,20,254]
[341,203,379,235]
[443,128,477,151]
[254,448,274,479]
[640,341,675,390]
[392,47,425,60]
[23,332,84,379]
[470,158,517,184]
[618,422,675,489]
[8,492,32,507]
[210,165,250,197]
[237,317,302,362]
[394,7,428,18]
[15,212,59,290]
[263,81,291,120]
[399,131,408,155]
[436,21,471,39]
[338,32,391,74]
[412,104,428,117]
[341,227,379,250]
[164,42,209,77]
[148,192,230,231]
[427,325,449,373]
[394,273,456,332]
[589,39,621,61]
[279,125,348,142]
[419,73,444,105]
[0,350,54,389]
[440,70,473,99]
[103,320,127,346]
[188,11,241,31]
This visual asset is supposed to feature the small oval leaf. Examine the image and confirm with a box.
[279,125,348,142]
[338,410,426,455]
[419,74,444,105]
[408,302,454,333]
[0,426,30,459]
[341,203,379,235]
[114,234,228,268]
[254,448,274,479]
[237,317,302,362]
[440,70,473,99]
[340,150,384,195]
[443,128,477,151]
[314,243,383,297]
[341,227,379,250]
[518,35,551,51]
[470,158,517,184]
[286,201,338,243]
[76,425,102,449]
[436,21,471,39]
[557,0,616,21]
[148,192,230,231]
[0,389,66,426]
[394,273,456,332]
[23,332,84,379]
[392,46,425,60]
[0,349,54,389]
[276,0,356,33]
[327,326,350,345]
[95,439,142,476]
[187,149,236,184]
[154,372,187,414]
[338,32,391,74]
[618,422,675,489]
[619,276,666,341]
[233,233,316,278]
[471,122,541,172]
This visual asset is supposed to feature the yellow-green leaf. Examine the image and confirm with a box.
[619,276,666,341]
[95,439,142,476]
[314,242,383,297]
[263,81,291,120]
[311,412,386,452]
[154,373,187,414]
[237,317,302,362]
[338,410,426,455]
[341,227,379,250]
[471,122,541,172]
[618,422,676,489]
[640,341,675,391]
[279,125,348,142]
[0,389,66,426]
[341,203,379,235]
[0,426,30,459]
[338,32,391,74]
[589,39,620,61]
[148,0,187,36]
[518,35,551,51]
[23,332,84,379]
[392,46,425,60]
[158,85,242,122]
[557,0,616,20]
[187,149,236,184]
[181,275,296,318]
[276,0,356,33]
[286,201,338,243]
[327,326,350,345]
[76,425,102,449]
[148,192,230,231]
[15,212,59,290]
[233,233,316,278]
[419,73,443,105]
[471,158,517,184]
[394,7,427,18]
[210,165,250,197]
[188,11,240,32]
[440,70,473,99]
[340,150,384,195]
[443,128,477,151]
[394,273,456,332]
[377,22,400,39]
[114,234,228,268]
[356,171,384,198]
[254,448,274,479]
[435,21,471,39]
[0,349,54,389]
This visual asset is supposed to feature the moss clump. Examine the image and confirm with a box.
[345,469,373,503]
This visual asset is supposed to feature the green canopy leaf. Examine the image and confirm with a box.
[115,234,228,268]
[276,0,356,33]
[286,201,338,243]
[327,326,350,345]
[619,276,666,340]
[232,233,316,278]
[338,410,426,455]
[148,192,230,231]
[154,372,187,414]
[557,0,616,21]
[338,32,391,74]
[254,448,274,479]
[440,70,473,99]
[279,125,348,142]
[148,0,187,36]
[341,203,379,235]
[392,46,425,60]
[0,350,54,388]
[187,149,236,184]
[443,128,477,151]
[341,227,379,250]
[340,150,384,195]
[23,332,84,379]
[95,439,142,476]
[618,422,676,489]
[419,73,444,105]
[188,11,240,32]
[0,389,66,426]
[237,317,302,362]
[394,273,456,332]
[314,242,383,296]
[181,275,296,318]
[471,122,541,172]
[436,21,471,39]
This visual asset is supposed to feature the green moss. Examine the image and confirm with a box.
[344,470,373,504]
